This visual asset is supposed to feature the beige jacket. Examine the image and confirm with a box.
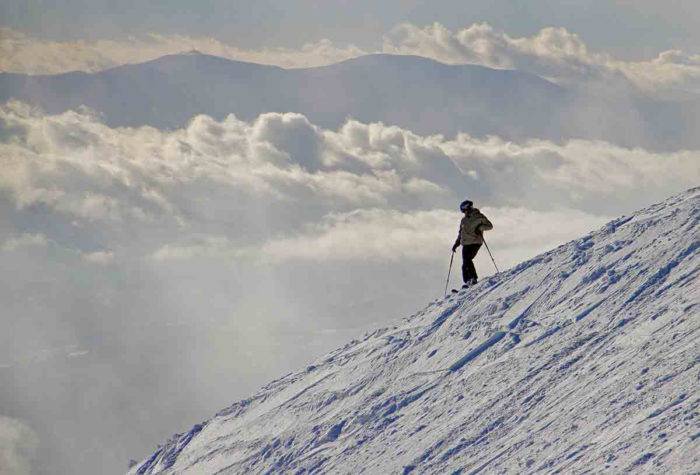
[456,208,493,246]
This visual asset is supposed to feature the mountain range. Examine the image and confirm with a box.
[2,52,698,151]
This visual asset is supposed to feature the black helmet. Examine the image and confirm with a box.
[460,200,473,212]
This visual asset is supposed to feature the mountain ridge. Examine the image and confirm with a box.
[0,52,550,80]
[129,187,700,474]
[2,52,698,150]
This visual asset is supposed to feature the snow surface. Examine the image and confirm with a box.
[130,188,700,474]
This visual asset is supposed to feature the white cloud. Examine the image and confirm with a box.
[259,207,610,266]
[0,103,457,234]
[0,28,367,74]
[1,102,697,261]
[0,415,38,475]
[81,250,115,265]
[261,209,456,262]
[0,104,676,270]
[383,22,700,94]
[478,206,614,267]
[1,233,48,252]
[151,236,246,261]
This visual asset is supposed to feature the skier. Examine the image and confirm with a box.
[452,199,493,289]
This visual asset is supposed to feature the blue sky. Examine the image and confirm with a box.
[2,0,698,58]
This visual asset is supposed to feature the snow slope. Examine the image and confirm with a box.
[130,188,700,474]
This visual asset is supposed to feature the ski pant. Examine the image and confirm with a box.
[462,243,482,283]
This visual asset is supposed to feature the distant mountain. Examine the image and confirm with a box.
[1,53,698,150]
[129,188,699,474]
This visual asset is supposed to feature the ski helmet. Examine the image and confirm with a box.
[460,199,473,212]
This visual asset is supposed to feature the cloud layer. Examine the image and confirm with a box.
[383,23,700,94]
[2,101,697,260]
[2,102,696,250]
[258,206,609,266]
[3,23,699,95]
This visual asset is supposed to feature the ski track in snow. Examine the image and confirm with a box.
[130,188,700,475]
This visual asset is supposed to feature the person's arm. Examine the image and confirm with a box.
[452,228,461,252]
[476,214,493,234]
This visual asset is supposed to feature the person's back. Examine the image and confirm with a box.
[452,200,493,287]
[459,207,491,245]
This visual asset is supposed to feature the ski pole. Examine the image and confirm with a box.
[483,237,500,274]
[444,251,455,297]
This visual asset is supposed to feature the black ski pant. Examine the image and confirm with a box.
[461,243,482,283]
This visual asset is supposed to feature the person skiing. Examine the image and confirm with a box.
[452,199,493,288]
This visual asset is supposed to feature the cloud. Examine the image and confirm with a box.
[1,102,697,248]
[0,415,38,475]
[0,28,367,74]
[151,236,245,261]
[261,208,455,262]
[259,207,610,266]
[2,101,688,269]
[477,206,614,267]
[81,250,114,265]
[148,206,610,271]
[3,24,699,95]
[1,233,48,252]
[0,103,456,237]
[382,22,700,94]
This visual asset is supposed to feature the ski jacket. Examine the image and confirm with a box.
[456,208,493,246]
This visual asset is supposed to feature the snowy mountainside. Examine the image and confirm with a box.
[131,188,700,474]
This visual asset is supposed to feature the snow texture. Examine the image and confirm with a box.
[130,188,700,474]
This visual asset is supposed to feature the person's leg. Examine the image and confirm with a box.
[461,245,470,283]
[462,244,481,283]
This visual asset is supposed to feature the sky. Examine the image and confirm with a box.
[2,0,699,57]
[0,2,699,475]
